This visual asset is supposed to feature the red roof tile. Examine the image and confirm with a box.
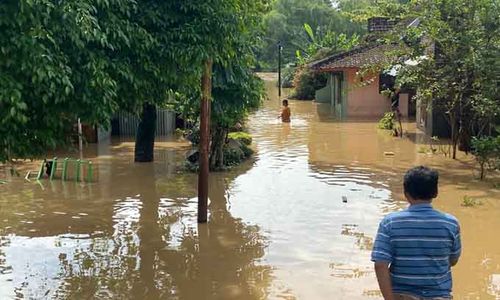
[310,44,399,72]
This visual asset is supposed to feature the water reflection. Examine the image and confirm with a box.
[0,158,271,299]
[0,73,499,299]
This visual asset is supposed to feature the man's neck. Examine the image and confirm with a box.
[409,199,432,206]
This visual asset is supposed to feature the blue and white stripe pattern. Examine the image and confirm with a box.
[371,203,461,298]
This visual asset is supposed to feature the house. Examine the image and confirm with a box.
[310,18,415,119]
[416,97,451,138]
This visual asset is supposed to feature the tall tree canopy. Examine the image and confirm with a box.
[0,0,269,163]
[256,0,365,69]
[0,0,177,163]
[370,0,500,157]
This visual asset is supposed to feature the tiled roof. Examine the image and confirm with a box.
[309,44,399,72]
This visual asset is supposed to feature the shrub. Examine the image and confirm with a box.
[281,67,297,88]
[228,132,252,145]
[186,128,200,145]
[223,147,245,166]
[462,195,483,207]
[240,143,254,157]
[471,136,500,180]
[290,67,328,100]
[378,112,395,130]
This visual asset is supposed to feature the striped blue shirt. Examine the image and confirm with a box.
[371,203,461,298]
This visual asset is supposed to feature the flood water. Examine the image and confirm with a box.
[1,73,499,299]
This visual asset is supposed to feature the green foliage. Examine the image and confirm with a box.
[291,67,328,100]
[186,129,201,146]
[240,143,255,157]
[289,23,359,100]
[296,25,360,64]
[471,136,500,180]
[228,132,253,146]
[223,142,253,167]
[372,0,500,158]
[462,195,483,207]
[378,112,395,130]
[256,0,365,68]
[0,0,270,164]
[0,0,145,162]
[223,147,246,166]
[282,66,297,88]
[212,69,265,129]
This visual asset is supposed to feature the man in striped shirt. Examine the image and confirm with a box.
[371,166,461,300]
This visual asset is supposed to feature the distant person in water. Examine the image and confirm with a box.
[279,99,291,123]
[372,166,461,300]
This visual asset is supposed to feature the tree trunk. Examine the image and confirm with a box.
[134,103,157,162]
[198,59,213,223]
[209,126,228,171]
[480,162,485,180]
[458,125,471,154]
[458,100,472,154]
[450,112,459,159]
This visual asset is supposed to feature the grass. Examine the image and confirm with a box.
[228,131,252,145]
[461,195,483,207]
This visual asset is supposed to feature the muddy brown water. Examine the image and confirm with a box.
[1,73,499,299]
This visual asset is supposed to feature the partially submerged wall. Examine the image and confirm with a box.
[345,69,390,117]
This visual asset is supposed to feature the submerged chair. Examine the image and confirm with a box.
[31,157,94,182]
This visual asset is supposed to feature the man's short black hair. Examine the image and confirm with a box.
[403,166,439,200]
[282,99,288,106]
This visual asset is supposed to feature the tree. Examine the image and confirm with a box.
[140,0,269,221]
[290,23,359,100]
[210,66,265,170]
[256,0,365,69]
[0,0,270,163]
[372,0,500,158]
[0,0,172,164]
[163,0,268,172]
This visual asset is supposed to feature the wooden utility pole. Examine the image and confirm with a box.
[278,41,282,97]
[198,59,213,223]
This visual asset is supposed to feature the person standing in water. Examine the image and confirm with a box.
[279,99,291,123]
[371,166,461,300]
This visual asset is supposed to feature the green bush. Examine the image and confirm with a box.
[378,112,395,130]
[186,128,200,145]
[281,67,296,88]
[240,143,254,157]
[228,132,252,145]
[223,147,245,166]
[223,133,253,167]
[471,136,500,180]
[290,67,328,100]
[462,195,483,207]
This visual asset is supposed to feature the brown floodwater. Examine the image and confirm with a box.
[1,73,499,299]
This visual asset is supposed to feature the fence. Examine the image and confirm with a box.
[116,109,176,137]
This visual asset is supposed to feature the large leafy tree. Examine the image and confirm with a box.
[0,0,270,165]
[154,0,268,170]
[256,0,365,69]
[378,0,500,158]
[0,0,171,163]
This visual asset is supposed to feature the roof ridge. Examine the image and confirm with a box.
[309,43,382,69]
